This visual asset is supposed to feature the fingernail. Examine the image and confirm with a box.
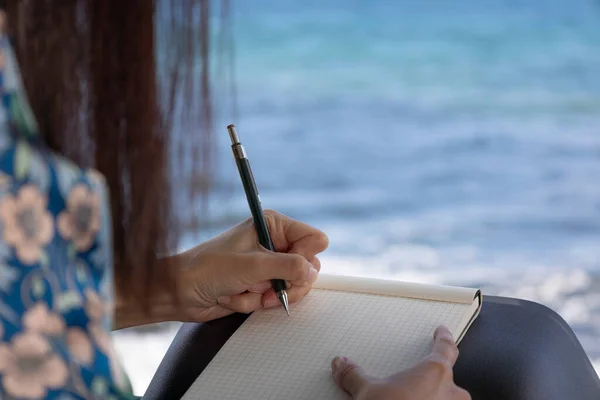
[217,296,231,305]
[434,325,451,339]
[331,356,347,373]
[308,266,318,283]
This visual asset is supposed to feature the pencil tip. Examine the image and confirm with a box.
[278,290,290,316]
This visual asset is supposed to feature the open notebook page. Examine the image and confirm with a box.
[182,275,480,400]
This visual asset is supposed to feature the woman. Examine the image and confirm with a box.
[0,2,469,399]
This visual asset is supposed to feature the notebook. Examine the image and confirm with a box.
[182,273,482,400]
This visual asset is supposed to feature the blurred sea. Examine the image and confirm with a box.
[113,0,600,394]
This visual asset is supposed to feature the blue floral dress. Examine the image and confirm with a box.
[0,10,136,400]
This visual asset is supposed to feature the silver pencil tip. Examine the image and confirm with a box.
[278,290,290,316]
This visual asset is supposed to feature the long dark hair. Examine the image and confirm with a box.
[4,0,231,314]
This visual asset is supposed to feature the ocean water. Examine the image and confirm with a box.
[114,0,600,394]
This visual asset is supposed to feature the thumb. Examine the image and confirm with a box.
[331,356,371,398]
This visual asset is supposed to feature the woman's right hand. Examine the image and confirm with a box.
[331,326,471,400]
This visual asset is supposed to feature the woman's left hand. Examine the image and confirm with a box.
[165,209,329,323]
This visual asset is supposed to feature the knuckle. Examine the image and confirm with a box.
[263,209,284,230]
[263,210,279,235]
[435,336,459,359]
[311,257,322,272]
[423,356,452,376]
[448,345,459,359]
[436,333,457,348]
[336,363,359,385]
[263,209,279,217]
[288,254,308,278]
[318,231,330,247]
[313,232,329,253]
[441,336,457,347]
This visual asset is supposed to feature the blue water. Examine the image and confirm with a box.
[188,0,600,360]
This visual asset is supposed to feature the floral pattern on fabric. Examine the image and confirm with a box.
[0,9,136,400]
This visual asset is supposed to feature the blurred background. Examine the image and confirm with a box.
[113,0,600,395]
